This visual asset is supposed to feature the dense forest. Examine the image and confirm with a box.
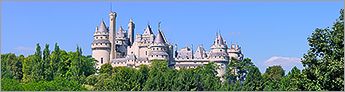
[1,10,343,91]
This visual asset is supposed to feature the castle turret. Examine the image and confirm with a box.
[92,20,111,69]
[176,47,193,59]
[209,32,228,61]
[208,32,229,80]
[194,45,207,59]
[128,18,135,46]
[148,29,169,61]
[109,11,117,60]
[228,43,244,60]
[115,26,129,58]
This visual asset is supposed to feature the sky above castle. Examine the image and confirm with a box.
[2,2,343,73]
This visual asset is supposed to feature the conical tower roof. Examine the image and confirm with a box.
[98,20,108,32]
[143,24,154,35]
[154,30,166,44]
[214,32,225,45]
[117,26,125,34]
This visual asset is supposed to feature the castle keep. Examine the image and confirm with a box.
[92,10,244,77]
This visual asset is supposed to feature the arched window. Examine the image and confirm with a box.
[101,58,103,64]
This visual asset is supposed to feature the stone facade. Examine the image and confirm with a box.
[91,11,244,78]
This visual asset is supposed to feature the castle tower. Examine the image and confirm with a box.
[109,11,117,60]
[209,32,229,79]
[228,43,244,60]
[209,32,228,60]
[194,45,207,59]
[128,18,135,46]
[92,20,111,69]
[148,30,169,61]
[115,26,129,58]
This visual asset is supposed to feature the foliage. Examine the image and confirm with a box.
[2,43,95,91]
[262,65,285,91]
[301,9,344,91]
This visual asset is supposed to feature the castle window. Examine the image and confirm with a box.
[96,43,98,45]
[96,37,98,39]
[101,43,103,45]
[101,58,103,64]
[156,55,158,57]
[101,37,103,39]
[153,48,155,50]
[145,51,147,55]
[220,50,222,51]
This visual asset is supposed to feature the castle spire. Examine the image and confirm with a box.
[109,8,117,59]
[154,30,166,44]
[143,24,153,35]
[98,19,108,32]
[128,18,135,46]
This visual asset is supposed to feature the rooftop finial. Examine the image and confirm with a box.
[130,17,133,22]
[110,2,112,12]
[158,21,161,30]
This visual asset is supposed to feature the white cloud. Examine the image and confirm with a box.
[14,46,33,51]
[13,46,34,56]
[264,56,303,72]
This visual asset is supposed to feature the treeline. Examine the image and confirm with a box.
[1,9,344,91]
[85,58,303,91]
[1,43,96,90]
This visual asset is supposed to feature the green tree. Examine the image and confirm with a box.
[195,62,221,91]
[43,44,53,81]
[301,9,344,91]
[262,65,285,91]
[32,43,43,81]
[242,66,263,91]
[22,55,35,82]
[279,66,302,91]
[99,63,113,75]
[1,53,23,80]
[50,43,61,78]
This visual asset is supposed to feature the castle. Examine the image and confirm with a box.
[91,10,244,78]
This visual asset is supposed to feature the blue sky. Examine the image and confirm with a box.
[2,2,343,73]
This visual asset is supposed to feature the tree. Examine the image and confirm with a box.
[50,43,61,78]
[279,66,302,91]
[242,66,263,91]
[1,53,23,80]
[99,63,113,75]
[43,44,53,81]
[301,9,344,91]
[262,65,285,91]
[143,60,172,91]
[32,43,43,81]
[194,62,221,91]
